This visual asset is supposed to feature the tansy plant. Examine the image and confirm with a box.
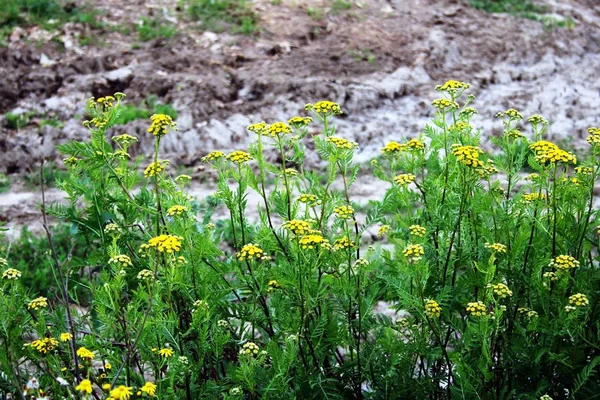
[0,84,599,399]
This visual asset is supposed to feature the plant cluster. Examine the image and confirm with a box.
[1,84,600,399]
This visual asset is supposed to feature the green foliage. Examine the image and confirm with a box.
[117,96,178,125]
[469,0,545,15]
[184,0,259,35]
[0,173,9,193]
[137,17,176,42]
[1,86,600,398]
[3,112,30,130]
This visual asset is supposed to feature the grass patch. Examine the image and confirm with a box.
[137,17,177,41]
[117,96,178,125]
[183,0,259,35]
[469,0,545,15]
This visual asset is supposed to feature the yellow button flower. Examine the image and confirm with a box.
[75,379,93,394]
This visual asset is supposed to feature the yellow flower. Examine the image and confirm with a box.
[105,363,112,370]
[568,293,589,307]
[283,220,311,236]
[498,108,523,120]
[237,243,266,261]
[28,297,48,310]
[144,160,169,178]
[298,234,331,250]
[484,242,507,254]
[147,114,176,137]
[403,244,424,262]
[201,151,225,162]
[158,348,174,358]
[306,101,342,116]
[529,140,559,155]
[406,139,425,151]
[466,301,487,317]
[166,205,188,217]
[575,166,593,175]
[193,300,209,311]
[518,307,538,318]
[424,299,441,318]
[226,151,253,164]
[451,145,484,168]
[377,225,391,237]
[175,174,192,185]
[543,272,558,282]
[459,107,478,117]
[247,121,267,134]
[108,254,133,268]
[523,192,546,204]
[240,341,260,357]
[137,269,155,281]
[267,280,281,292]
[104,223,121,236]
[435,80,470,94]
[432,98,459,110]
[110,385,133,400]
[326,136,358,150]
[75,379,93,394]
[288,116,312,128]
[141,382,157,397]
[334,205,354,219]
[409,225,426,237]
[102,383,112,391]
[528,114,548,125]
[535,148,577,165]
[490,283,512,298]
[112,133,138,146]
[394,173,416,186]
[549,255,580,271]
[265,122,292,137]
[60,333,73,342]
[147,235,183,254]
[586,127,600,146]
[2,268,21,280]
[77,346,95,360]
[449,122,472,132]
[280,168,298,177]
[298,193,319,205]
[26,338,59,354]
[507,129,525,139]
[63,156,79,166]
[381,141,406,156]
[333,237,354,251]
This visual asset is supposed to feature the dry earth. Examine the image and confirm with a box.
[1,0,600,234]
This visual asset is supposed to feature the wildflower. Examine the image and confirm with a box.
[406,138,426,151]
[477,161,498,178]
[334,205,354,219]
[59,333,72,342]
[112,133,138,147]
[265,122,292,137]
[409,225,426,237]
[63,156,79,166]
[177,256,187,265]
[218,319,230,328]
[449,121,471,132]
[499,108,523,120]
[299,234,331,250]
[230,387,242,396]
[298,193,319,205]
[240,341,260,357]
[459,107,478,118]
[354,258,370,268]
[543,271,558,281]
[2,268,21,280]
[507,129,525,139]
[179,356,189,364]
[523,193,546,204]
[326,136,358,150]
[108,255,133,268]
[140,382,157,397]
[435,80,470,94]
[575,166,593,175]
[306,101,343,116]
[535,148,577,165]
[283,220,311,236]
[226,151,253,164]
[201,151,225,162]
[267,280,281,292]
[147,234,183,253]
[144,160,168,178]
[568,293,589,307]
[565,305,577,313]
[586,127,600,146]
[403,244,424,262]
[175,174,192,186]
[381,141,406,156]
[424,299,441,318]
[288,116,312,128]
[529,140,559,155]
[103,383,111,391]
[148,114,176,137]
[76,379,93,394]
[432,98,459,110]
[334,237,354,251]
[205,222,216,230]
[549,255,580,271]
[466,301,487,317]
[539,394,553,400]
[166,205,188,217]
[247,122,267,134]
[490,283,512,298]
[451,145,484,168]
[528,114,548,125]
[137,269,155,281]
[394,173,416,186]
[104,223,121,236]
[193,300,209,311]
[236,243,266,261]
[28,297,48,310]
[0,258,6,268]
[280,168,298,177]
[26,338,59,354]
[378,225,391,237]
[484,242,507,254]
[77,347,95,360]
[158,348,174,358]
[109,385,133,400]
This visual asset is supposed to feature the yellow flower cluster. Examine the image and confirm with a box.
[409,225,426,237]
[333,237,354,251]
[490,283,512,298]
[28,297,48,310]
[435,80,470,93]
[141,382,157,397]
[280,168,298,177]
[148,114,176,137]
[326,136,358,150]
[60,332,73,342]
[406,139,426,151]
[2,268,21,280]
[201,151,225,162]
[147,234,183,253]
[394,173,416,186]
[227,151,253,164]
[484,242,507,254]
[237,243,266,261]
[586,127,600,146]
[528,114,548,125]
[334,205,354,219]
[568,293,589,307]
[378,225,391,237]
[247,122,267,134]
[77,346,95,360]
[466,301,487,317]
[381,141,405,155]
[432,98,459,110]
[265,122,292,137]
[529,141,558,154]
[240,341,261,356]
[299,234,331,250]
[288,116,312,128]
[500,108,523,120]
[108,254,133,268]
[518,307,538,318]
[460,107,478,117]
[549,255,580,270]
[451,145,484,168]
[63,156,79,166]
[507,129,525,139]
[104,223,121,236]
[158,348,174,358]
[76,379,93,394]
[355,258,370,268]
[523,192,546,204]
[306,101,343,116]
[112,133,138,146]
[27,337,59,354]
[110,385,133,400]
[144,160,168,178]
[166,205,188,217]
[175,174,192,185]
[425,299,441,318]
[283,220,311,235]
[449,122,471,132]
[543,271,558,281]
[476,162,498,178]
[575,166,593,175]
[298,193,319,204]
[535,148,577,165]
[267,280,281,292]
[403,244,424,262]
[193,300,209,311]
[137,269,154,281]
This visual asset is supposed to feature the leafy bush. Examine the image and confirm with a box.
[1,86,600,399]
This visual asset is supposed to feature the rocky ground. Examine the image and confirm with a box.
[1,0,600,235]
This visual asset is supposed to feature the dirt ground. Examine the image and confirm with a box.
[1,0,600,234]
